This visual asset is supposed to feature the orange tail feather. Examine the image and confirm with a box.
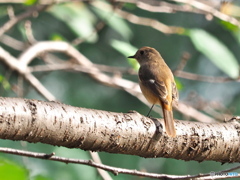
[162,107,176,137]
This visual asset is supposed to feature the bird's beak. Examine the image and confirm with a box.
[128,55,135,58]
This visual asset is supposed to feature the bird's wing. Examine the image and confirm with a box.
[139,66,168,105]
[172,82,179,107]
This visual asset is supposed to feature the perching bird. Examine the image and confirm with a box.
[128,47,178,137]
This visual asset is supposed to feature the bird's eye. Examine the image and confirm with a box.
[140,50,144,55]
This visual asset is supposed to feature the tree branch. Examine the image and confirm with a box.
[175,70,240,83]
[0,5,48,37]
[0,97,239,163]
[116,0,240,28]
[174,0,240,27]
[3,147,238,180]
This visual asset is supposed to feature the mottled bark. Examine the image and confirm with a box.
[0,97,239,163]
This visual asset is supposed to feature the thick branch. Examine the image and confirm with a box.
[0,97,239,163]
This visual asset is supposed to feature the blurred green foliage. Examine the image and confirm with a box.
[111,40,139,70]
[188,28,239,78]
[50,3,98,43]
[0,1,240,180]
[0,157,28,180]
[24,0,38,6]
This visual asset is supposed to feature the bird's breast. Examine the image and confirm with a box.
[139,81,160,105]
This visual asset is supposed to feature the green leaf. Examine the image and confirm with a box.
[111,40,139,70]
[189,29,239,79]
[90,2,132,40]
[123,3,137,10]
[0,158,28,180]
[175,78,183,91]
[233,30,240,46]
[24,0,38,6]
[49,3,97,43]
[33,175,51,180]
[0,75,10,90]
[49,33,66,41]
[219,20,238,31]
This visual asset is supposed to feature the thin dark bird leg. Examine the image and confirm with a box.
[147,104,155,117]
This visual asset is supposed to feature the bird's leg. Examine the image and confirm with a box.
[147,104,155,117]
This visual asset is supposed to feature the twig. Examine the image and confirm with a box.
[0,34,26,51]
[177,102,215,123]
[0,46,56,101]
[7,5,15,19]
[91,0,184,34]
[117,0,240,27]
[1,147,239,179]
[174,0,240,27]
[116,8,184,34]
[90,152,113,180]
[24,73,56,100]
[30,63,136,75]
[174,52,191,72]
[135,0,204,14]
[0,5,48,37]
[24,20,37,44]
[175,70,240,83]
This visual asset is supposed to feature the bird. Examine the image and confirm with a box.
[128,46,178,137]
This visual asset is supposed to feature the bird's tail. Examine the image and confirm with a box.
[162,107,176,137]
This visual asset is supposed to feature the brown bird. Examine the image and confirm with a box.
[128,47,178,137]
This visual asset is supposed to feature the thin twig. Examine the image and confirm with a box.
[117,0,240,27]
[90,152,113,180]
[0,5,48,37]
[174,52,191,72]
[24,20,37,44]
[0,46,56,101]
[30,63,137,75]
[175,70,240,83]
[1,147,239,179]
[174,0,240,27]
[0,34,26,50]
[91,0,184,34]
[116,8,184,34]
